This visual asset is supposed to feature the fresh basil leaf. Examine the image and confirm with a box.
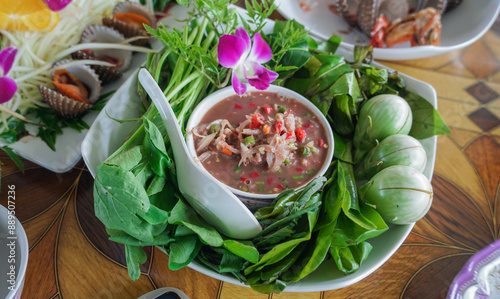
[404,91,451,139]
[317,35,342,54]
[330,94,354,135]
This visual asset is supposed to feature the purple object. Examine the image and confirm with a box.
[218,27,278,96]
[45,0,72,11]
[0,47,18,104]
[448,239,500,299]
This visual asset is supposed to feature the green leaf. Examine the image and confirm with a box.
[169,235,201,270]
[105,145,143,171]
[125,245,147,280]
[317,35,342,54]
[223,240,259,264]
[404,91,451,139]
[107,228,173,246]
[330,242,373,274]
[94,164,153,241]
[146,175,166,196]
[143,117,173,178]
[1,146,24,172]
[168,198,223,247]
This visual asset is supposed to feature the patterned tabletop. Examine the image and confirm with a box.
[0,8,499,299]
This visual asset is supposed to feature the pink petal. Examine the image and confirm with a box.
[245,62,278,90]
[0,77,17,104]
[249,33,273,64]
[218,35,250,69]
[232,72,247,96]
[45,0,72,11]
[235,27,251,51]
[0,47,17,76]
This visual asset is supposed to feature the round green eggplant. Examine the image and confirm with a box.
[358,166,433,225]
[356,135,427,180]
[354,94,413,162]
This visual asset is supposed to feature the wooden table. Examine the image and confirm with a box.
[1,9,499,299]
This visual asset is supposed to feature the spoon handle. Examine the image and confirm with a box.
[138,69,189,161]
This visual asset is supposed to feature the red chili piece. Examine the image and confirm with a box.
[249,102,255,107]
[275,121,283,134]
[262,106,273,114]
[267,178,273,184]
[249,172,259,178]
[296,167,303,172]
[234,103,243,109]
[295,128,306,142]
[277,183,285,189]
[286,131,294,139]
[240,177,249,182]
[250,113,265,129]
[318,138,325,148]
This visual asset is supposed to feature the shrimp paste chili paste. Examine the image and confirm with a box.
[191,91,329,194]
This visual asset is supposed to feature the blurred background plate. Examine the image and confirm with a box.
[275,0,500,60]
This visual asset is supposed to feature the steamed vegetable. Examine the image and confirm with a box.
[356,134,427,180]
[358,166,433,225]
[353,94,413,162]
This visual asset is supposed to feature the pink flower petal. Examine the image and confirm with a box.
[245,62,278,90]
[232,72,247,96]
[218,35,250,69]
[45,0,72,11]
[0,77,17,104]
[249,33,273,64]
[0,47,17,76]
[235,27,251,51]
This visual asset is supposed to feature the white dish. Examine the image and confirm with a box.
[82,4,437,292]
[0,41,160,173]
[0,204,29,299]
[275,0,500,60]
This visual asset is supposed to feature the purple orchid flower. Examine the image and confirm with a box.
[45,0,72,11]
[218,27,278,96]
[0,47,18,104]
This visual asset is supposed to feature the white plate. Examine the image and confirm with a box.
[82,5,437,292]
[0,41,160,173]
[276,0,500,60]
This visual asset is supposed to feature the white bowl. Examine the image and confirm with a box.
[0,204,29,299]
[275,0,500,60]
[185,85,335,203]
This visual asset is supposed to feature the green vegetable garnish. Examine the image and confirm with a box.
[279,106,286,113]
[234,166,242,173]
[300,145,310,156]
[292,175,304,179]
[311,146,319,153]
[209,123,220,134]
[307,169,315,175]
[283,158,291,164]
[255,181,265,185]
[244,136,256,145]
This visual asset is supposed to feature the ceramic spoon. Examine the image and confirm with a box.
[138,69,262,239]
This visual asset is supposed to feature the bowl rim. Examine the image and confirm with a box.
[185,84,335,199]
[0,205,29,299]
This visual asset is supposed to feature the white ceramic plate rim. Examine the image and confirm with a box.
[82,4,437,292]
[275,0,500,60]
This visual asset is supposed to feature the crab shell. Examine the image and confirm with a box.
[80,25,132,72]
[102,1,157,46]
[71,50,122,84]
[338,0,448,35]
[38,60,102,118]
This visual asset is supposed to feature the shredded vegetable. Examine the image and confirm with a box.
[0,0,156,131]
